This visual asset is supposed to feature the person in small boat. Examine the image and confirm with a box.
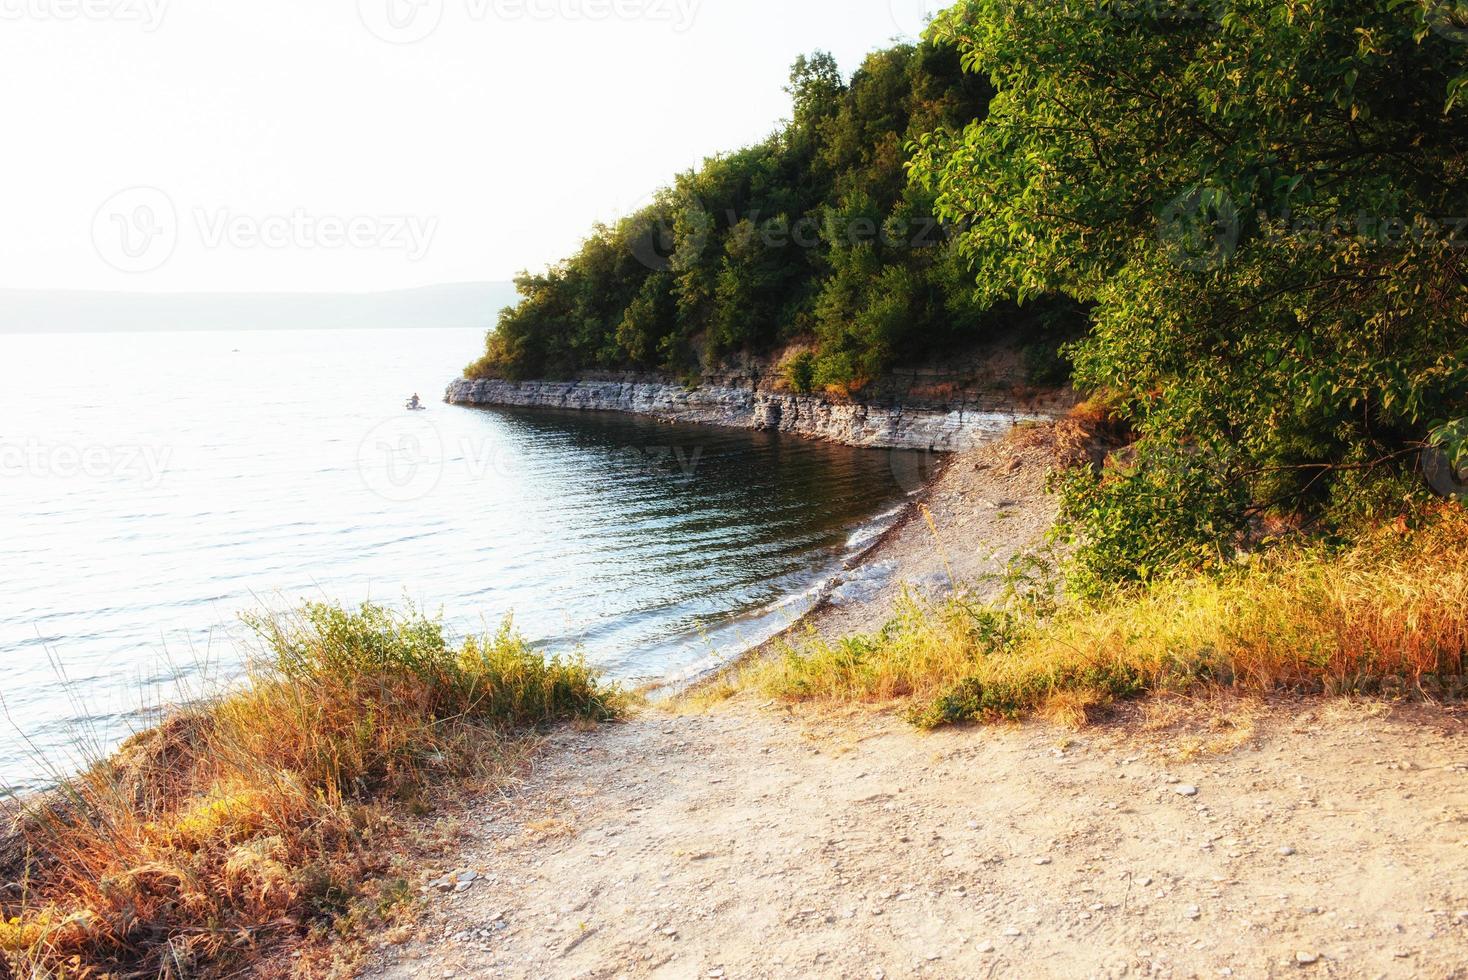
[408,393,421,410]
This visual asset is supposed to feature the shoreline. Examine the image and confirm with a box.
[649,457,948,697]
[445,374,1069,452]
[676,419,1069,693]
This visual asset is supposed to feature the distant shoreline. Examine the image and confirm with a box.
[0,283,515,333]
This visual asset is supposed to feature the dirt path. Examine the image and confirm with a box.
[367,698,1468,979]
[363,425,1468,978]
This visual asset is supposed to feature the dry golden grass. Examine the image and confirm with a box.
[0,602,617,979]
[744,505,1468,728]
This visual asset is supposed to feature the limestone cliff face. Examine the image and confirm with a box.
[444,365,1071,452]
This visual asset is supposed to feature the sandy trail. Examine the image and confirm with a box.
[365,427,1468,979]
[369,700,1468,979]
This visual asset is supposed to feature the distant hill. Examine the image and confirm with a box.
[0,282,518,333]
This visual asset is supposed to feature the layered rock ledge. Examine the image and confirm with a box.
[444,373,1065,452]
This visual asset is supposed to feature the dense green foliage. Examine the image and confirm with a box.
[468,44,1044,390]
[470,0,1467,594]
[911,0,1468,589]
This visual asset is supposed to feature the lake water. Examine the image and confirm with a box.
[0,328,922,794]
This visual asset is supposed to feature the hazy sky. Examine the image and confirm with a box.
[0,0,943,294]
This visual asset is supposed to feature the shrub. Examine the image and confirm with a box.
[782,350,817,394]
[745,505,1468,726]
[1,602,615,978]
[1051,442,1251,600]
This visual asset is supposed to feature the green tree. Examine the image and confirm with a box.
[466,42,1027,391]
[912,0,1468,587]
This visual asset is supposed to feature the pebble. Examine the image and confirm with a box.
[977,942,995,953]
[1279,846,1296,856]
[1176,785,1199,797]
[1185,905,1202,920]
[1295,951,1320,965]
[1033,857,1052,866]
[1004,927,1022,937]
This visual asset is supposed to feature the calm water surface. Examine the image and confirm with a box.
[1,329,918,793]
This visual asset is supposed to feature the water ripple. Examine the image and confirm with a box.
[0,328,918,792]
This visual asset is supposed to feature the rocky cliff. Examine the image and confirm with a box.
[444,364,1072,452]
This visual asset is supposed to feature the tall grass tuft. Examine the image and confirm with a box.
[0,602,616,978]
[748,506,1468,727]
